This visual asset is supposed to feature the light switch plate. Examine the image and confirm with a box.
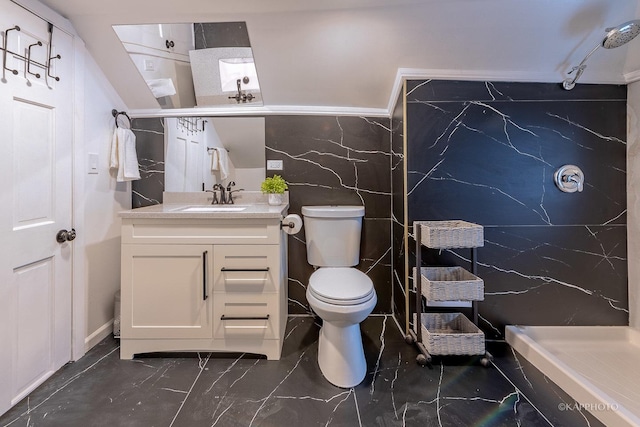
[88,153,99,174]
[267,160,283,170]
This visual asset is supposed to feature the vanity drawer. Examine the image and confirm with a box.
[213,245,281,292]
[121,218,281,245]
[213,293,279,339]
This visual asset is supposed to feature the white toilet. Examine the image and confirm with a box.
[301,205,377,388]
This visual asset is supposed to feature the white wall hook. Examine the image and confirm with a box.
[554,165,584,193]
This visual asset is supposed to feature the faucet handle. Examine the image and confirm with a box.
[227,188,244,204]
[226,181,236,191]
[554,165,584,193]
[205,189,219,205]
[566,174,584,192]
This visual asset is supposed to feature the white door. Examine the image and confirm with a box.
[165,117,204,191]
[0,0,74,414]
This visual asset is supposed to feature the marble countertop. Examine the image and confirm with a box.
[119,191,289,219]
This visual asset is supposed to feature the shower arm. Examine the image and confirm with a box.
[563,42,602,90]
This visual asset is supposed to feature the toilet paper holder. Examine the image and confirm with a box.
[280,213,303,234]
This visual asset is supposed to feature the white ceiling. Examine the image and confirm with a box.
[35,0,640,116]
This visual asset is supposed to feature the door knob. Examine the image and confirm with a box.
[56,228,76,243]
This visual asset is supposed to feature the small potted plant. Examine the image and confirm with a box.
[261,174,288,205]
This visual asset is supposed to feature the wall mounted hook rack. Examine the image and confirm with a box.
[1,23,62,81]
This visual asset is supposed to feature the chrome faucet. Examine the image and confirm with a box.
[205,184,225,204]
[206,182,244,204]
[214,184,226,204]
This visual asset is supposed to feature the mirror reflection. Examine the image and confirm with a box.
[113,22,261,109]
[164,117,265,191]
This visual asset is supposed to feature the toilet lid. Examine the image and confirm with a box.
[309,268,374,305]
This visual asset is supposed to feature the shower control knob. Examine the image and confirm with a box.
[554,165,584,193]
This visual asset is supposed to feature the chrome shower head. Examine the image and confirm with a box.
[603,19,640,49]
[563,19,640,90]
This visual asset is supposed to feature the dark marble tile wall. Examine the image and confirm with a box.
[193,22,251,49]
[405,80,628,338]
[131,118,165,208]
[130,115,394,315]
[265,116,392,315]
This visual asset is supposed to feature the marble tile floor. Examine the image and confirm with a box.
[0,315,603,427]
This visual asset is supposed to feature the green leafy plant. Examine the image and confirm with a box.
[261,174,288,194]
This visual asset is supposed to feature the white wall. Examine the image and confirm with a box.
[44,0,640,114]
[628,81,640,329]
[208,117,265,191]
[81,50,130,349]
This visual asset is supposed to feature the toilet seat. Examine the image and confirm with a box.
[309,268,375,306]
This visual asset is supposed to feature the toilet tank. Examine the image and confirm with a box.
[301,205,365,267]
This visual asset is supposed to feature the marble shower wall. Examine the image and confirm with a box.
[405,80,628,338]
[129,115,394,315]
[390,90,406,330]
[265,116,392,315]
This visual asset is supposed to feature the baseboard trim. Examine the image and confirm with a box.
[85,319,114,352]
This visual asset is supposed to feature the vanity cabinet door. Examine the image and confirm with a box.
[121,244,213,339]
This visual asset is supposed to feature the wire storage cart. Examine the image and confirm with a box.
[406,220,493,366]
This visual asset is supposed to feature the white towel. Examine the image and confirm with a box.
[210,148,229,180]
[146,78,176,98]
[210,148,220,171]
[110,127,141,182]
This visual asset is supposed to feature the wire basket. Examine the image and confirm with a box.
[415,312,485,356]
[415,220,483,249]
[415,266,484,301]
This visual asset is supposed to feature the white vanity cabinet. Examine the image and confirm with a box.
[119,214,288,361]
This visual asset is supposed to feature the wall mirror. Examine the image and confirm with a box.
[164,116,265,192]
[112,22,262,109]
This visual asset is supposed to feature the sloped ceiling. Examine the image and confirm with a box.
[37,0,640,116]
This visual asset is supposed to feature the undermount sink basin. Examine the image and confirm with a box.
[180,205,248,212]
